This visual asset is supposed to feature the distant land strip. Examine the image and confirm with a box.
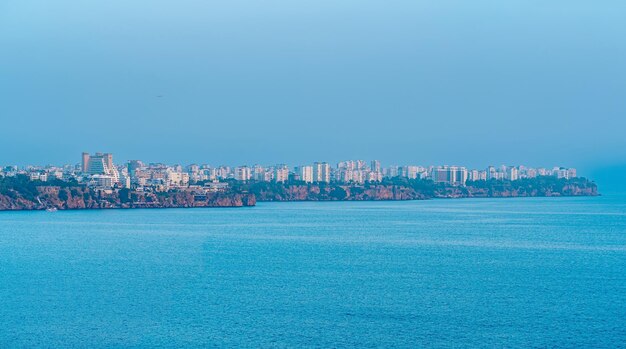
[0,175,597,211]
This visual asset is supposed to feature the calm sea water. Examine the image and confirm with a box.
[1,196,625,348]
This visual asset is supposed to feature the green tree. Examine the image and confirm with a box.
[58,189,69,201]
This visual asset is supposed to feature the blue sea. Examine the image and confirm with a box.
[1,196,625,348]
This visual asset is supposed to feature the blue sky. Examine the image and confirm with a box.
[1,1,625,183]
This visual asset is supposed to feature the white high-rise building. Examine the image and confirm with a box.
[371,160,381,173]
[274,164,289,183]
[298,166,314,183]
[235,166,252,181]
[567,168,577,179]
[469,169,481,181]
[506,167,519,181]
[252,165,266,181]
[406,166,420,179]
[313,162,331,183]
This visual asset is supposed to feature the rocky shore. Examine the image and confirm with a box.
[0,178,255,211]
[233,177,598,202]
[0,176,597,211]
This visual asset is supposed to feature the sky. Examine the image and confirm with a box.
[1,0,625,184]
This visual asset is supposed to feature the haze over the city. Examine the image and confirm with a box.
[1,1,625,188]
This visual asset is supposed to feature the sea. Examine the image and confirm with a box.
[1,195,625,348]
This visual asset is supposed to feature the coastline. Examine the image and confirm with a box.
[0,177,598,211]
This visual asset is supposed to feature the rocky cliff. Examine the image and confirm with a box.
[0,176,597,211]
[236,177,598,202]
[0,183,255,211]
[247,183,429,201]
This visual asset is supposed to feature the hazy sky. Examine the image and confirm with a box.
[1,1,625,174]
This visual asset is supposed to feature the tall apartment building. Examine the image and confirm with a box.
[406,166,420,179]
[235,166,252,181]
[487,166,497,180]
[468,169,480,181]
[506,166,519,181]
[82,152,90,172]
[555,168,569,179]
[81,152,119,186]
[215,166,231,179]
[298,165,314,183]
[567,168,577,179]
[82,152,114,175]
[313,162,330,183]
[454,167,468,186]
[431,166,468,186]
[274,164,289,183]
[166,170,189,187]
[371,160,381,173]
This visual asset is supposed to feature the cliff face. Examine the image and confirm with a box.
[0,176,598,211]
[435,186,598,198]
[250,184,428,201]
[456,180,598,198]
[243,178,598,202]
[0,186,256,211]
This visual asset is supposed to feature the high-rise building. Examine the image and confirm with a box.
[82,152,119,184]
[85,153,110,175]
[274,164,289,183]
[82,152,90,172]
[104,153,113,171]
[298,165,314,183]
[406,166,420,179]
[453,166,468,186]
[252,165,267,181]
[555,167,570,179]
[431,167,445,183]
[506,166,518,181]
[235,166,252,181]
[371,160,381,173]
[431,166,468,186]
[215,166,231,179]
[487,166,497,180]
[469,170,480,181]
[313,162,330,183]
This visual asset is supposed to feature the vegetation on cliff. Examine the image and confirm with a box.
[0,175,597,211]
[0,175,255,211]
[229,176,598,201]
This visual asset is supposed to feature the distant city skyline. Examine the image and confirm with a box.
[4,152,583,176]
[1,0,625,189]
[1,149,619,187]
[1,151,580,190]
[0,148,605,171]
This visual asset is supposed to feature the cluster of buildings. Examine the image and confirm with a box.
[0,152,579,190]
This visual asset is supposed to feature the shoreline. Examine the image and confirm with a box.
[0,176,598,211]
[0,192,601,212]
